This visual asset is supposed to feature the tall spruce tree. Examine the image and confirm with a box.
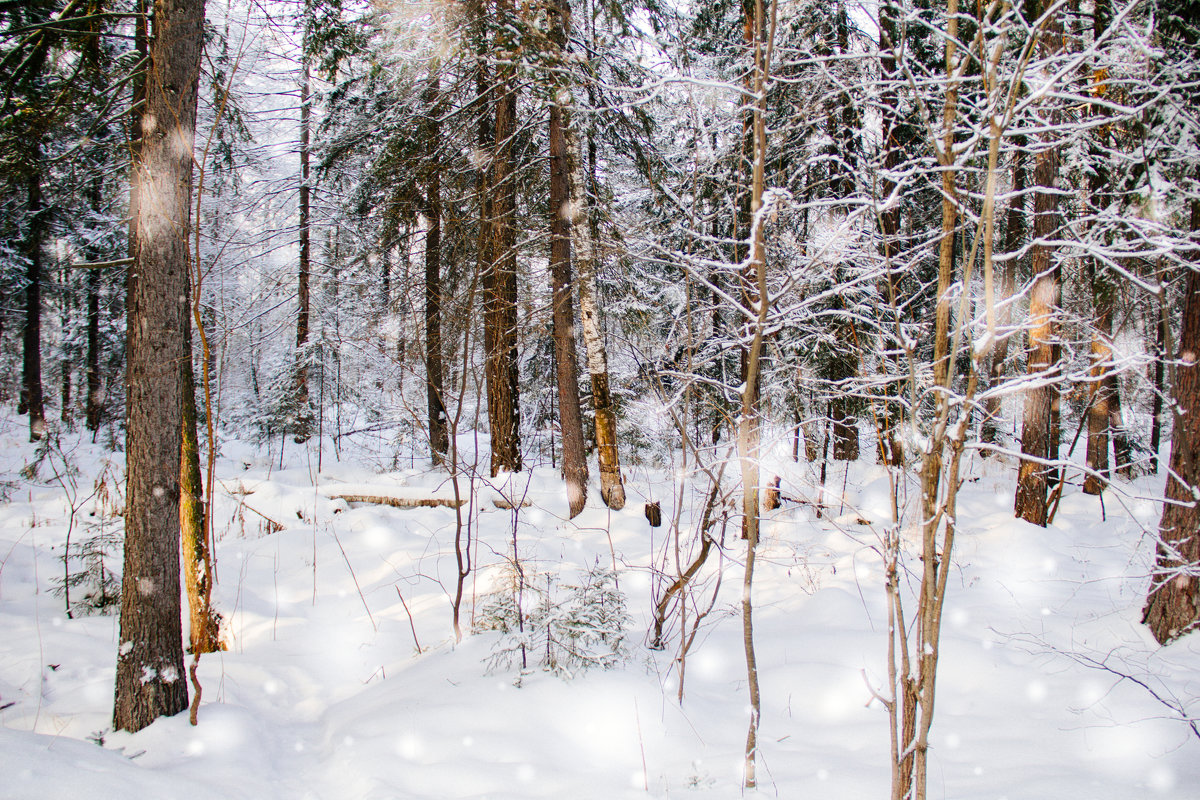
[114,0,206,732]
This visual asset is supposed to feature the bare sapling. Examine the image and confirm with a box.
[876,5,1032,797]
[738,0,778,785]
[185,37,249,725]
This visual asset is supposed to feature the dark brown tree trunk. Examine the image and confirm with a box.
[548,0,587,518]
[380,242,391,310]
[85,268,103,431]
[1151,286,1167,473]
[294,56,312,442]
[1015,15,1064,526]
[85,175,104,433]
[1083,0,1113,497]
[831,389,859,461]
[1109,371,1132,478]
[21,167,46,441]
[58,258,73,425]
[1083,281,1114,494]
[1013,151,1060,525]
[875,0,903,466]
[1143,201,1200,644]
[423,78,448,466]
[484,0,521,476]
[114,0,204,733]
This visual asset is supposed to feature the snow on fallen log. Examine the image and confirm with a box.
[329,493,466,509]
[319,483,466,509]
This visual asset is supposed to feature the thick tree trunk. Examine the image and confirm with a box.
[548,0,587,518]
[484,0,521,476]
[423,78,448,465]
[21,167,46,441]
[1143,201,1200,644]
[294,57,312,443]
[1013,196,1059,525]
[1015,20,1063,527]
[114,0,205,733]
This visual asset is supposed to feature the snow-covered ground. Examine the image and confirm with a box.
[1,413,1198,799]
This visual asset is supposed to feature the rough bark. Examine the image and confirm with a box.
[423,77,448,465]
[86,234,103,432]
[1083,278,1114,495]
[127,0,147,257]
[1142,202,1200,644]
[1084,0,1113,497]
[21,167,46,441]
[484,0,522,476]
[293,56,312,443]
[114,0,205,733]
[830,385,859,461]
[1015,14,1064,526]
[547,0,587,518]
[1013,181,1059,526]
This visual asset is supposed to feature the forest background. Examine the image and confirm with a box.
[1,0,1199,797]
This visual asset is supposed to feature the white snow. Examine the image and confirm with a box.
[0,415,1197,799]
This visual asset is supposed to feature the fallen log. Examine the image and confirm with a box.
[328,493,466,509]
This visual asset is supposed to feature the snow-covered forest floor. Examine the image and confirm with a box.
[1,412,1198,799]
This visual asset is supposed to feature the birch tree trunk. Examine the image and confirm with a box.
[566,121,625,509]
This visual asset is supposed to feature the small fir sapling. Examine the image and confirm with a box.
[52,463,122,616]
[476,560,630,678]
